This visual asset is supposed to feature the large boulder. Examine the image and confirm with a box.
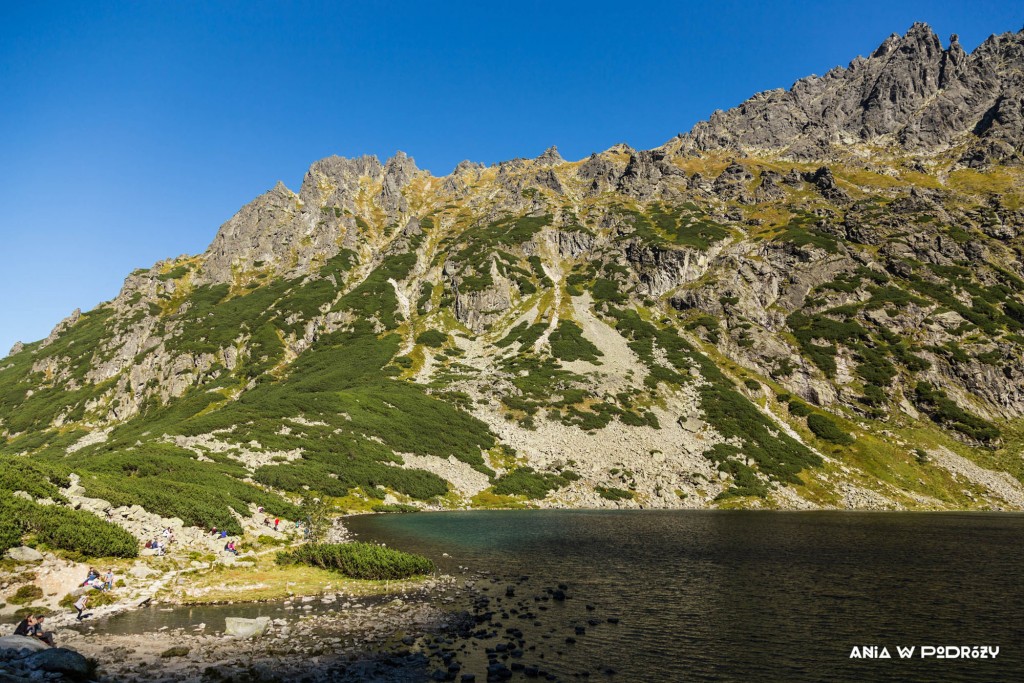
[23,648,90,679]
[3,547,43,563]
[0,635,50,653]
[224,616,270,639]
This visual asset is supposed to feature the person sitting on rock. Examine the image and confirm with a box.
[82,567,99,586]
[13,614,35,637]
[30,615,55,647]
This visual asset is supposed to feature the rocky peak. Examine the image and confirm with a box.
[678,24,1024,162]
[452,160,484,175]
[40,309,81,349]
[382,151,418,186]
[379,151,419,213]
[535,146,564,166]
[201,181,301,282]
[298,154,382,209]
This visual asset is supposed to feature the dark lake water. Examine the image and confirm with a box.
[346,510,1024,682]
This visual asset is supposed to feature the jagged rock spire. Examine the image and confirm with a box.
[678,23,1024,161]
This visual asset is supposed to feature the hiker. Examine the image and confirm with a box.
[31,615,55,647]
[74,594,88,621]
[103,568,114,591]
[219,529,228,539]
[210,526,217,536]
[82,568,98,586]
[274,518,280,531]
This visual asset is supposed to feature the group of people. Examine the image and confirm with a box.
[143,538,166,555]
[80,567,114,591]
[144,527,175,555]
[13,614,54,647]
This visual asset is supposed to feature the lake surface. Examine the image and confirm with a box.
[346,510,1024,682]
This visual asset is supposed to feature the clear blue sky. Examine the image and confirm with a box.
[1,1,1020,353]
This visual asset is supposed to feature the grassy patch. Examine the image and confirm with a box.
[277,542,433,580]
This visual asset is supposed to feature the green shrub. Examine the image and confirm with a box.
[8,584,43,605]
[415,330,448,348]
[596,486,634,501]
[491,467,579,499]
[370,503,419,513]
[592,277,626,303]
[548,321,602,363]
[788,401,812,417]
[913,382,1000,444]
[277,542,433,580]
[743,378,760,391]
[807,413,854,445]
[0,494,138,558]
[59,589,118,609]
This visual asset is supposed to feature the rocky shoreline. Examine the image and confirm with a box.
[57,579,464,682]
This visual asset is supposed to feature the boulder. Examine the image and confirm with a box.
[23,648,90,679]
[224,616,271,639]
[0,636,50,653]
[3,547,43,563]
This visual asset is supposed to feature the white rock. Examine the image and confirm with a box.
[4,546,44,562]
[224,616,271,639]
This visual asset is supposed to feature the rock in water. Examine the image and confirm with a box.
[4,546,43,563]
[224,616,271,638]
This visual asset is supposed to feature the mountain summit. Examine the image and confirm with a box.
[678,23,1024,164]
[2,24,1024,539]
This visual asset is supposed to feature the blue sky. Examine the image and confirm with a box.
[1,1,1020,353]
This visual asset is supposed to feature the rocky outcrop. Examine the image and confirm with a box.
[678,24,1024,162]
[4,546,43,563]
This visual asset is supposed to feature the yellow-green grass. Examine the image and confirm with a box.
[163,552,428,605]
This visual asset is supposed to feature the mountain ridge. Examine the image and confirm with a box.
[3,23,1024,551]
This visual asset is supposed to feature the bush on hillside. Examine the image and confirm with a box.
[276,542,433,580]
[491,467,579,499]
[807,413,855,445]
[0,494,138,558]
[415,330,448,348]
[8,585,43,605]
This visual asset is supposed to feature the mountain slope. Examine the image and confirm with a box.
[3,24,1024,544]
